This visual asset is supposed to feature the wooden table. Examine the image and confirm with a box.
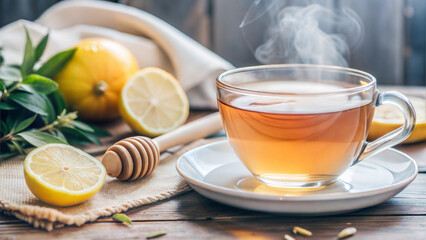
[1,86,425,239]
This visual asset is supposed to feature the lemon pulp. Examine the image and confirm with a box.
[24,144,106,206]
[119,67,189,136]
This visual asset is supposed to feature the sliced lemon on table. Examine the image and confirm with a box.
[24,144,106,207]
[368,96,426,144]
[119,67,189,137]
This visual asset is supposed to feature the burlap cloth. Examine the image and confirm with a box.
[0,137,216,231]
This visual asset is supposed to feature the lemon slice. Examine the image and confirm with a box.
[24,144,106,206]
[368,96,426,143]
[119,67,189,136]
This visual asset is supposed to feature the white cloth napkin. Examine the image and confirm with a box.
[0,0,234,109]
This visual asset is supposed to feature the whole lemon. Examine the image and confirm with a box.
[55,38,139,122]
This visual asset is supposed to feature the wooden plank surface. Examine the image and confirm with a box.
[0,87,425,239]
[1,215,426,239]
[1,172,426,239]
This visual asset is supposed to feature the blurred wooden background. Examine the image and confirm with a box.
[1,0,425,86]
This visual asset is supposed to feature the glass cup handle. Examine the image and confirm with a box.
[354,91,416,164]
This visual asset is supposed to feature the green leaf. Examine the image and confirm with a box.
[14,114,37,133]
[61,126,101,145]
[65,137,90,145]
[48,89,67,114]
[0,120,8,134]
[112,214,132,225]
[60,126,89,145]
[16,84,35,94]
[5,111,18,131]
[39,94,56,124]
[18,131,67,147]
[22,74,58,94]
[11,140,25,154]
[49,129,68,143]
[0,65,21,83]
[146,232,167,239]
[90,125,110,138]
[8,64,21,69]
[56,130,67,142]
[0,80,4,91]
[35,33,49,62]
[36,48,77,78]
[71,120,94,132]
[0,102,15,110]
[9,92,49,116]
[0,151,17,161]
[21,27,36,76]
[78,130,102,145]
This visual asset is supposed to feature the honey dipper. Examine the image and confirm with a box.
[101,112,223,180]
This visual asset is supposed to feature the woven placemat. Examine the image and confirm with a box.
[0,138,216,231]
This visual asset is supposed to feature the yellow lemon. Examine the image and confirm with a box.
[55,38,139,122]
[24,144,106,207]
[119,67,189,136]
[368,96,426,144]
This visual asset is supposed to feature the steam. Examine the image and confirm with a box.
[241,1,364,67]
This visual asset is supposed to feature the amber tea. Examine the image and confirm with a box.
[218,81,374,187]
[217,65,415,188]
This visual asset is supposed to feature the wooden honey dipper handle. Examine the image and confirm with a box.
[102,112,223,180]
[153,111,223,151]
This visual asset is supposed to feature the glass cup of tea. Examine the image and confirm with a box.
[217,64,416,188]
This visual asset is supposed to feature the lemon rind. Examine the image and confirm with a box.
[120,68,189,136]
[24,144,106,195]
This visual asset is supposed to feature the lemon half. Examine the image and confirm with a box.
[368,96,426,143]
[119,67,189,136]
[24,144,106,206]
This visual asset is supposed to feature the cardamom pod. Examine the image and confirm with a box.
[338,227,357,239]
[293,226,312,236]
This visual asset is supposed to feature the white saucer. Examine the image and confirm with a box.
[176,140,418,215]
